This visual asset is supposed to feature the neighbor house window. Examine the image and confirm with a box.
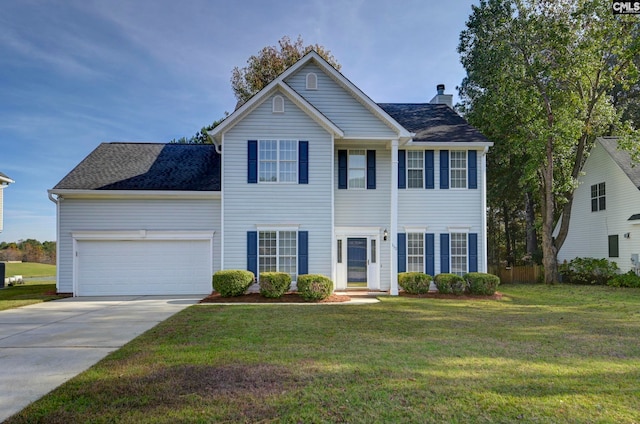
[259,231,297,280]
[407,151,424,188]
[451,233,468,275]
[591,182,606,212]
[348,150,366,189]
[259,139,297,183]
[608,234,619,258]
[407,233,424,273]
[450,151,467,188]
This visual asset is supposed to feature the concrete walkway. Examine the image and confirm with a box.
[0,295,202,422]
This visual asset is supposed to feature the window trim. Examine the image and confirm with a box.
[347,149,367,189]
[258,139,298,183]
[407,150,424,189]
[450,150,467,189]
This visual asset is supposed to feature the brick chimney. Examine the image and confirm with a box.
[429,84,453,108]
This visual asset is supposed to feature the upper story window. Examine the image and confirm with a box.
[450,151,467,188]
[591,182,606,212]
[259,139,297,183]
[272,95,285,113]
[348,150,366,189]
[306,72,318,90]
[407,151,424,189]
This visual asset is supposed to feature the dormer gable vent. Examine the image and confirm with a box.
[306,72,318,90]
[272,95,285,113]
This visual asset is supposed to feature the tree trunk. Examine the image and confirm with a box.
[525,192,538,263]
[541,138,559,284]
[503,203,513,266]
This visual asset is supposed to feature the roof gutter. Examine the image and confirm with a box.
[47,189,221,200]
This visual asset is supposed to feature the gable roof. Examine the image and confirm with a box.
[378,103,492,145]
[208,51,412,143]
[598,136,640,190]
[53,143,220,191]
[0,172,14,184]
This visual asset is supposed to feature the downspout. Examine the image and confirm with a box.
[390,139,399,295]
[47,191,62,294]
[481,147,489,272]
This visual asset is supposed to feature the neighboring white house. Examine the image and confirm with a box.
[0,172,14,233]
[49,51,493,297]
[557,137,640,274]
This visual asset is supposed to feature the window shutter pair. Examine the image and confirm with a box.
[397,233,435,275]
[247,231,309,276]
[440,150,477,190]
[338,150,376,189]
[248,140,308,184]
[397,150,435,189]
[439,233,478,273]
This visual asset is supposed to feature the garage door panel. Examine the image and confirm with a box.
[77,240,212,296]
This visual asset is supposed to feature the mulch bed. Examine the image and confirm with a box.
[200,291,503,303]
[200,292,352,303]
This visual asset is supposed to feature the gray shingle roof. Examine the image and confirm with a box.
[54,143,220,191]
[377,103,491,143]
[599,137,640,190]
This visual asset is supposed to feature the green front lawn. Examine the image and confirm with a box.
[6,284,640,423]
[1,263,62,311]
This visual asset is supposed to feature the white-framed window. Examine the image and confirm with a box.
[348,150,366,189]
[259,139,297,183]
[591,182,606,212]
[407,151,424,189]
[272,95,284,113]
[451,233,468,276]
[306,72,318,90]
[450,150,467,188]
[259,231,297,280]
[407,233,424,273]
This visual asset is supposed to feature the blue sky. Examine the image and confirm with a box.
[0,0,479,242]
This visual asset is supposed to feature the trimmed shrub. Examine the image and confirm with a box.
[607,271,640,288]
[212,270,254,297]
[259,272,291,298]
[434,273,467,295]
[464,272,500,295]
[398,272,433,294]
[297,274,333,301]
[559,257,619,285]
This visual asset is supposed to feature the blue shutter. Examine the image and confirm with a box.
[298,231,308,275]
[367,150,376,189]
[425,233,435,276]
[247,231,258,276]
[425,150,434,189]
[299,141,309,184]
[440,150,449,189]
[248,140,258,184]
[338,150,347,189]
[440,233,450,273]
[397,233,406,273]
[398,150,406,189]
[468,150,477,189]
[469,233,478,272]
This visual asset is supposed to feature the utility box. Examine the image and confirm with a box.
[0,262,4,289]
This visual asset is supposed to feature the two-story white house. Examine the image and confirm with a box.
[49,51,492,296]
[557,137,640,274]
[0,172,14,233]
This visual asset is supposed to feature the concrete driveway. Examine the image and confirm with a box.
[0,295,203,422]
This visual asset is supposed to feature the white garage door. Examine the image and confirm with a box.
[76,239,212,296]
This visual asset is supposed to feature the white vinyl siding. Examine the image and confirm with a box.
[56,198,220,294]
[557,140,640,274]
[223,93,333,278]
[285,63,398,138]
